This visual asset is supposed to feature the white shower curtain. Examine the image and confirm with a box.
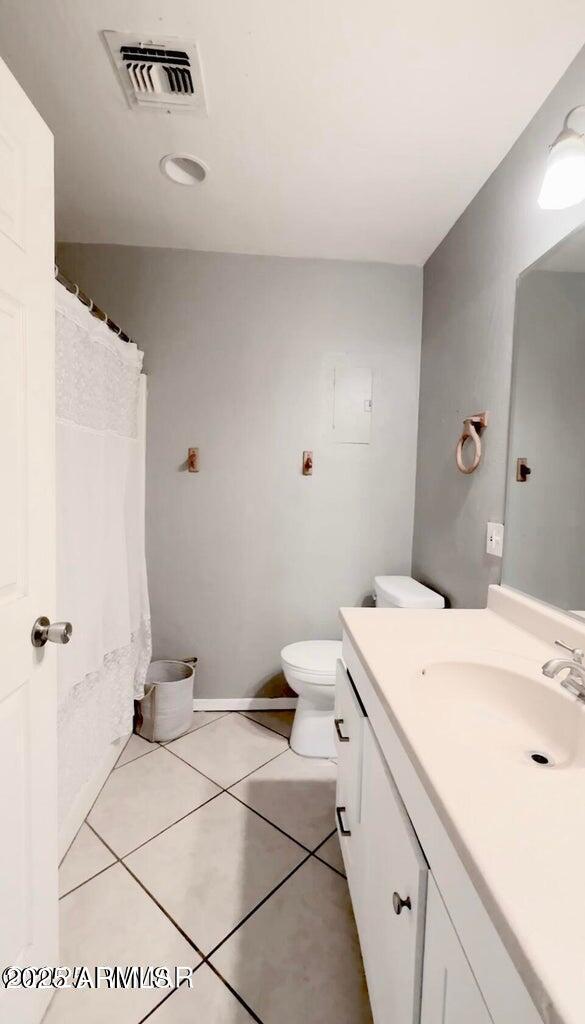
[55,282,151,825]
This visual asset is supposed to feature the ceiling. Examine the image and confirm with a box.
[0,1,584,265]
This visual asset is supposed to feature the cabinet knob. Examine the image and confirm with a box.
[392,891,412,915]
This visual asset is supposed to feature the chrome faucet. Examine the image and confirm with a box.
[542,641,585,701]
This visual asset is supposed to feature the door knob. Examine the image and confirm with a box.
[392,891,412,915]
[31,616,73,648]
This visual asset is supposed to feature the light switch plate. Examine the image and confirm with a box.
[486,521,504,557]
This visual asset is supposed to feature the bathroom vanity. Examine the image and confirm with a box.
[336,586,585,1024]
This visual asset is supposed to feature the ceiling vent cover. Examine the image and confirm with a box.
[103,31,207,115]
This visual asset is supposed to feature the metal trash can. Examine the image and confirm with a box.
[136,659,196,742]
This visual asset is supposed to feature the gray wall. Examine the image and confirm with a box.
[57,244,422,698]
[504,270,585,610]
[412,45,585,608]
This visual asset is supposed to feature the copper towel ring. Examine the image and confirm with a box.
[456,412,489,474]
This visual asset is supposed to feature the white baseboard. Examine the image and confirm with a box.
[58,735,127,862]
[193,697,297,711]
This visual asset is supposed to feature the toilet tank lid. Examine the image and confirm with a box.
[374,575,444,609]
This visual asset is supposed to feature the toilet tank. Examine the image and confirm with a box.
[374,575,444,609]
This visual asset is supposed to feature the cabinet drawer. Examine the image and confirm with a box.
[334,659,365,877]
[359,722,428,1024]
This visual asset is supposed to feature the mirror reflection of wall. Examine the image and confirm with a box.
[504,229,585,613]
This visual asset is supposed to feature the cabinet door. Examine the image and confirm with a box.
[334,659,365,882]
[421,878,493,1024]
[359,723,428,1024]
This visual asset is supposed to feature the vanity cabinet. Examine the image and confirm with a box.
[358,723,427,1024]
[421,878,493,1024]
[337,639,542,1024]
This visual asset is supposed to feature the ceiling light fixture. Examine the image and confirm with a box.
[538,106,585,210]
[160,153,208,186]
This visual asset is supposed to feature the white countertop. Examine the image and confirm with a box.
[340,587,585,1024]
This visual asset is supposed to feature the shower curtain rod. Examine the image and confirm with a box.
[54,264,133,344]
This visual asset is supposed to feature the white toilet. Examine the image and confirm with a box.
[281,576,444,758]
[281,640,341,758]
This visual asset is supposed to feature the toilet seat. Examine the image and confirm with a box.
[280,640,341,684]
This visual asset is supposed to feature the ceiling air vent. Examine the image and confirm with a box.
[103,31,207,115]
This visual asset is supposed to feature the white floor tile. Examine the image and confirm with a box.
[44,864,198,1024]
[88,747,220,856]
[115,733,157,768]
[125,791,305,954]
[59,824,116,897]
[240,709,294,738]
[148,966,256,1022]
[212,857,372,1024]
[166,714,288,788]
[230,748,336,849]
[315,832,345,875]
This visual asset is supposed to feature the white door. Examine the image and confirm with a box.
[421,878,493,1024]
[0,57,57,1024]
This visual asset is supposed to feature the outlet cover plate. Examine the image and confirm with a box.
[486,521,504,557]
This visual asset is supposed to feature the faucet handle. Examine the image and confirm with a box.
[555,640,585,663]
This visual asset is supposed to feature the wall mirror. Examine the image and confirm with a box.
[503,223,585,614]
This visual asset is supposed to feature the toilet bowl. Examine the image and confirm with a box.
[281,640,341,758]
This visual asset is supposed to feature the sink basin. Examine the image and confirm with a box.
[417,658,585,769]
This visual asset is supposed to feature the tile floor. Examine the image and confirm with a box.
[47,711,372,1024]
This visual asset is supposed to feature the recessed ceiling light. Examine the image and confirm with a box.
[160,153,208,186]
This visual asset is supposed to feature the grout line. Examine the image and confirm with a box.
[85,819,121,861]
[312,850,346,879]
[58,860,119,901]
[120,790,224,860]
[226,791,312,854]
[135,973,213,1024]
[311,828,336,853]
[237,710,293,742]
[114,744,159,770]
[311,828,347,877]
[84,820,121,858]
[160,710,231,745]
[205,853,312,961]
[120,858,206,959]
[205,961,265,1024]
[135,982,185,1023]
[155,743,226,790]
[223,745,289,789]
